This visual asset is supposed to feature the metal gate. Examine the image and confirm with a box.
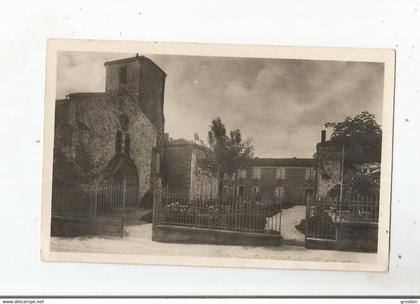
[305,200,338,243]
[305,197,380,248]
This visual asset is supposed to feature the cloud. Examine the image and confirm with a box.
[56,51,133,98]
[56,52,384,157]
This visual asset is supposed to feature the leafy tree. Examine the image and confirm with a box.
[342,168,380,199]
[325,111,382,166]
[325,111,381,140]
[194,117,254,197]
[324,111,382,199]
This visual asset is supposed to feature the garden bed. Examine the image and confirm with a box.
[152,224,282,246]
[161,200,281,233]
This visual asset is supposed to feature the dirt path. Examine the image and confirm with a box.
[281,205,305,244]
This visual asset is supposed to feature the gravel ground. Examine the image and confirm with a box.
[50,223,376,264]
[280,205,306,243]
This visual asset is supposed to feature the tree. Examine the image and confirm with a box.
[325,111,381,141]
[194,117,254,198]
[324,111,382,199]
[325,111,382,166]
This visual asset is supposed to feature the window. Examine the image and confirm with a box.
[202,182,206,196]
[274,186,285,199]
[124,134,131,155]
[239,169,246,179]
[223,186,228,197]
[311,168,317,179]
[120,114,129,131]
[238,185,245,196]
[196,182,201,196]
[276,167,286,180]
[252,167,262,179]
[155,153,160,174]
[119,66,127,85]
[251,186,260,198]
[305,168,311,180]
[115,131,122,153]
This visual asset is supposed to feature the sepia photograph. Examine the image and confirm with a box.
[41,39,395,271]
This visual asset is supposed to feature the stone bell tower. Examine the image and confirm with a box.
[104,54,166,132]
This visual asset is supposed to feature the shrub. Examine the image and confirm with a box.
[295,206,335,239]
[163,202,194,225]
[162,200,268,232]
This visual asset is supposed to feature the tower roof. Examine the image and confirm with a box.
[104,55,167,76]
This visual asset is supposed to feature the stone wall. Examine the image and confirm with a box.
[105,60,140,98]
[162,146,192,194]
[138,58,166,132]
[53,92,159,203]
[316,142,343,200]
[153,224,281,246]
[162,144,219,198]
[190,149,219,198]
[105,57,166,132]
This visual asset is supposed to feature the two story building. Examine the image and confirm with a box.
[223,157,316,205]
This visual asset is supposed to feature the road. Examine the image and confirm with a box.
[50,223,377,264]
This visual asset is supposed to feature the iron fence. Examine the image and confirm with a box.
[305,196,379,240]
[51,183,138,218]
[52,185,95,218]
[153,187,282,235]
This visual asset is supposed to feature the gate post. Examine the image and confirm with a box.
[121,179,126,238]
[153,179,162,226]
[304,195,310,247]
[279,195,282,238]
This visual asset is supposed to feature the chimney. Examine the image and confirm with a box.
[163,133,170,142]
[321,130,326,143]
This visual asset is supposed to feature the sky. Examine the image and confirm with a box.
[56,51,384,158]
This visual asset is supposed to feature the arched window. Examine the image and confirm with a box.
[124,134,131,155]
[115,131,122,153]
[120,114,129,131]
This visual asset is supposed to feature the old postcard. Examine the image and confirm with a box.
[41,39,395,271]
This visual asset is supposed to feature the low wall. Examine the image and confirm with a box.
[152,224,282,246]
[305,222,378,252]
[51,216,95,237]
[51,215,123,237]
[335,222,378,252]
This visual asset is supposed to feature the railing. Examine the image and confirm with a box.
[153,187,282,235]
[52,185,95,218]
[335,199,379,223]
[305,196,379,240]
[308,199,379,224]
[51,183,138,218]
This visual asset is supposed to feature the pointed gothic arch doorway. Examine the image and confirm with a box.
[97,155,139,215]
[111,168,127,209]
